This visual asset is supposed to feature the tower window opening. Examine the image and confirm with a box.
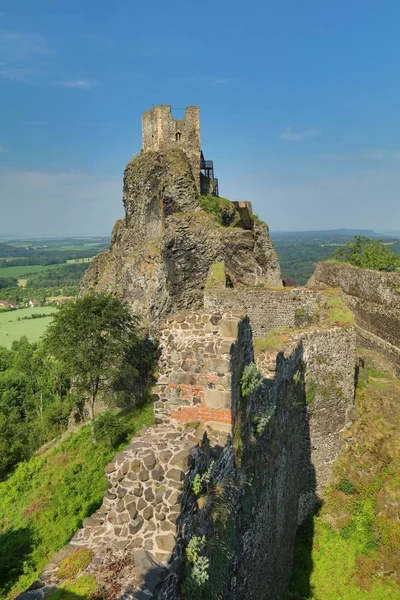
[175,132,181,141]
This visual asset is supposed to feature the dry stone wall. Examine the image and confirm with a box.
[154,313,356,599]
[254,325,356,507]
[70,426,197,563]
[299,326,356,494]
[18,425,203,600]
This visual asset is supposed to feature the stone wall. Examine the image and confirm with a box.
[153,310,251,426]
[205,285,319,337]
[254,325,356,494]
[158,338,309,599]
[309,261,400,372]
[18,423,213,600]
[158,320,356,600]
[300,326,356,494]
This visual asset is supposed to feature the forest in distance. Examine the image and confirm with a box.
[271,228,400,285]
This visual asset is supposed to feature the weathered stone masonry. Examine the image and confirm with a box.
[309,261,400,374]
[205,286,320,337]
[153,310,250,427]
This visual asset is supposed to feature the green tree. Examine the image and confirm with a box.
[334,236,400,271]
[44,293,145,445]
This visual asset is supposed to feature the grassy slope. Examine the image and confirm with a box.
[0,403,154,599]
[0,306,57,349]
[287,353,400,600]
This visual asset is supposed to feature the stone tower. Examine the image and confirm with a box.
[142,105,201,191]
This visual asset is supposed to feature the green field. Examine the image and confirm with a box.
[0,306,57,348]
[0,264,62,279]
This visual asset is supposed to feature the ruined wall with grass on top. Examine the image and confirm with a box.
[309,261,400,373]
[153,310,356,599]
[20,310,356,600]
[159,322,313,600]
[253,324,356,504]
[204,264,320,337]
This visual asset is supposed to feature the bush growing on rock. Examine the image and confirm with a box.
[240,362,263,398]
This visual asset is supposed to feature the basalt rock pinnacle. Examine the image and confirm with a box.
[81,147,281,327]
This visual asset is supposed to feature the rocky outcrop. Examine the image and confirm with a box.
[81,149,282,327]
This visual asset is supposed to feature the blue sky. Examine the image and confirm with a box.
[1,0,400,235]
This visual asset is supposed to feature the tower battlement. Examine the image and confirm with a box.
[142,105,201,191]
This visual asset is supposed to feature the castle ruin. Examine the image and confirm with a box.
[26,105,399,600]
[142,104,218,196]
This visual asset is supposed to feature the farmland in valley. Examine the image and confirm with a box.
[0,306,57,349]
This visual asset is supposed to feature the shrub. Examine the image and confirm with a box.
[94,412,127,448]
[292,370,302,385]
[186,535,206,564]
[305,379,317,405]
[185,536,210,589]
[192,461,215,495]
[240,363,263,399]
[191,555,210,586]
[253,407,275,436]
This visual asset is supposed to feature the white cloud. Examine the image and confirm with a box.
[0,32,99,88]
[0,32,48,61]
[0,31,49,82]
[280,126,321,141]
[0,170,122,235]
[0,67,37,81]
[361,150,400,161]
[57,79,100,90]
